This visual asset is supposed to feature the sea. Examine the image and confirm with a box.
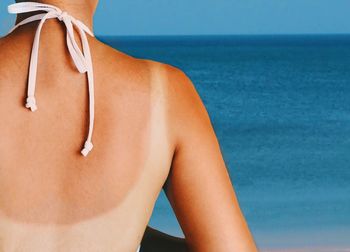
[99,35,350,250]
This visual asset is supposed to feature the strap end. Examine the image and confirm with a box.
[25,96,38,112]
[81,141,93,157]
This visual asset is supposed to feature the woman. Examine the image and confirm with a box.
[0,0,258,251]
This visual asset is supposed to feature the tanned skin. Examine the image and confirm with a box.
[0,1,258,251]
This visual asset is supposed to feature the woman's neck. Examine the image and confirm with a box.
[14,0,95,31]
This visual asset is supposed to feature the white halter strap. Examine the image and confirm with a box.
[7,2,95,157]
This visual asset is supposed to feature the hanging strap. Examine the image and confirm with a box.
[7,2,95,157]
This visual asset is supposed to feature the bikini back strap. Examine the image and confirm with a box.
[7,2,96,157]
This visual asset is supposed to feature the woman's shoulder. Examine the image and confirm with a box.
[94,37,197,99]
[95,38,208,143]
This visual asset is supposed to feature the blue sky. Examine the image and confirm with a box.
[1,0,350,36]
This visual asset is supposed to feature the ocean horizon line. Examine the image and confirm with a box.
[97,33,350,46]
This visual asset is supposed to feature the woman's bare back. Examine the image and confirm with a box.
[0,19,174,251]
[0,2,259,251]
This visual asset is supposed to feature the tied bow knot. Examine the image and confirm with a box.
[7,2,96,157]
[57,11,69,22]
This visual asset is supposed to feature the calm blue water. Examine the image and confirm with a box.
[99,35,350,249]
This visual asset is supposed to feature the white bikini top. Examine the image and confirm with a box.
[7,2,96,157]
